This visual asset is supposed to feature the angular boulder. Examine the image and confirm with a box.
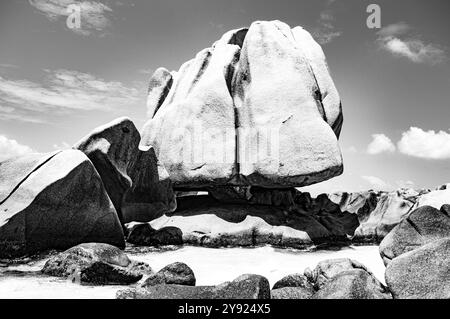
[385,238,450,299]
[117,274,270,299]
[0,150,124,258]
[141,20,343,189]
[379,205,450,264]
[42,243,152,285]
[74,117,176,224]
[312,269,391,299]
[142,262,196,287]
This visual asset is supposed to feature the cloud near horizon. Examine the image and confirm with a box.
[398,127,450,159]
[367,133,396,155]
[0,135,34,161]
[0,69,140,123]
[377,22,446,65]
[361,175,392,190]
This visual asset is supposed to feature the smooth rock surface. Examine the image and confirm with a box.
[142,262,195,287]
[379,205,450,264]
[42,243,152,285]
[140,20,343,188]
[0,150,124,258]
[385,238,450,299]
[312,269,391,299]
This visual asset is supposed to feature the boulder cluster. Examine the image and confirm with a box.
[1,20,449,299]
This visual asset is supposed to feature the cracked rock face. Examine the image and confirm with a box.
[141,20,343,188]
[379,205,450,265]
[0,150,125,258]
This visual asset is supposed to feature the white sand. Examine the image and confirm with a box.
[0,245,384,299]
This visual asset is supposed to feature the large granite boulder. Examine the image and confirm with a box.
[74,117,176,224]
[141,194,358,248]
[142,262,196,287]
[379,205,450,264]
[0,150,124,258]
[42,243,152,284]
[385,238,450,299]
[140,20,343,189]
[312,269,391,299]
[117,274,270,299]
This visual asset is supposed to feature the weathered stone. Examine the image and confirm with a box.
[272,273,313,290]
[271,287,314,299]
[74,117,140,225]
[379,205,450,264]
[312,269,391,299]
[75,117,176,224]
[146,67,173,118]
[0,150,124,258]
[385,238,450,299]
[329,189,420,242]
[142,262,195,287]
[304,258,371,290]
[42,243,152,285]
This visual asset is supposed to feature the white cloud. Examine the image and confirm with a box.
[398,127,450,159]
[377,23,445,65]
[53,141,71,149]
[0,135,34,161]
[0,69,140,123]
[367,134,396,155]
[396,180,415,189]
[29,0,113,36]
[362,175,392,190]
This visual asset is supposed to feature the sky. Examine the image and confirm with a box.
[0,0,450,195]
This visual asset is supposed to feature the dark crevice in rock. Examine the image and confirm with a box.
[152,76,173,118]
[228,29,248,48]
[406,217,423,237]
[0,151,62,206]
[187,50,212,96]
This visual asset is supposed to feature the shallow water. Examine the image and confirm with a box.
[0,245,384,299]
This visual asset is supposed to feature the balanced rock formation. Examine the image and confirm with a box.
[74,117,176,224]
[0,150,124,258]
[141,20,343,189]
[385,238,450,299]
[42,243,152,285]
[379,205,450,264]
[117,274,270,299]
